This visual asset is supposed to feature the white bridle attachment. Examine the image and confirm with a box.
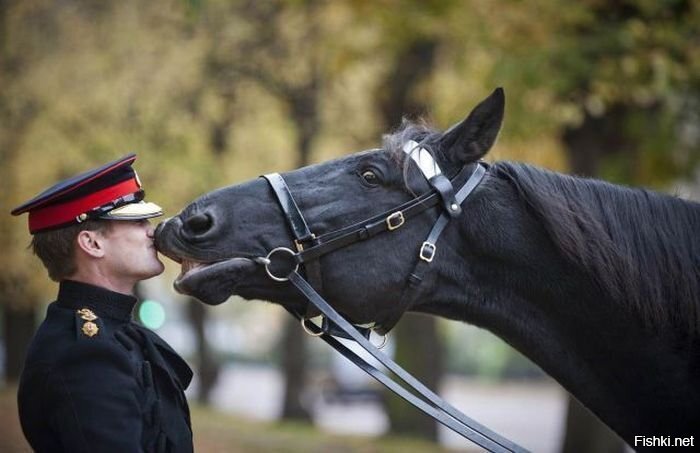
[402,140,443,180]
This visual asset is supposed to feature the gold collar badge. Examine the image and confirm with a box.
[77,308,98,321]
[81,321,99,337]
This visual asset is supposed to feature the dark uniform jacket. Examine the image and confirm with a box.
[18,280,194,453]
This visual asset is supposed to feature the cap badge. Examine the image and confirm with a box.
[77,308,98,321]
[81,321,99,337]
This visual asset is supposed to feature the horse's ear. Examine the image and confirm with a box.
[439,88,505,164]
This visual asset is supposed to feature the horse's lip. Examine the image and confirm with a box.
[173,257,258,301]
[175,257,246,285]
[156,244,184,264]
[178,258,208,276]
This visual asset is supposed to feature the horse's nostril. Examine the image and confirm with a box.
[184,213,213,236]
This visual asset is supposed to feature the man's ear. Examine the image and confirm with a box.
[439,87,505,165]
[76,230,106,258]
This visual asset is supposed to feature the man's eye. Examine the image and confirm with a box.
[361,170,380,186]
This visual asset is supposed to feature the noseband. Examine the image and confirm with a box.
[255,143,526,453]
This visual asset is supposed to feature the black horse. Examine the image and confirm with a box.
[155,89,700,447]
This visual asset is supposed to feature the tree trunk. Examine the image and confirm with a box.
[561,106,633,178]
[560,110,628,452]
[561,396,625,453]
[1,292,36,383]
[377,37,443,441]
[279,316,310,420]
[187,298,220,404]
[385,313,443,440]
[279,90,318,421]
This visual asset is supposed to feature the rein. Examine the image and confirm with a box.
[256,144,527,453]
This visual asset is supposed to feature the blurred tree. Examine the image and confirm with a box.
[1,0,45,383]
[552,0,700,185]
[187,298,220,404]
[201,0,339,421]
[481,0,699,450]
[0,0,222,383]
[3,0,698,448]
[374,32,443,441]
[550,2,699,450]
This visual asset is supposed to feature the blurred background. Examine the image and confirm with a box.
[1,0,699,452]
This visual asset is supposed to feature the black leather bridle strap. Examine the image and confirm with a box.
[294,165,475,264]
[424,164,487,255]
[297,193,438,263]
[287,271,528,453]
[284,306,506,451]
[263,173,325,317]
[263,173,316,245]
[377,164,488,334]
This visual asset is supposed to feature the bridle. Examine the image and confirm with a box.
[257,143,526,452]
[255,142,527,453]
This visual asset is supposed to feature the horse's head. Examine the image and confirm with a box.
[155,89,504,325]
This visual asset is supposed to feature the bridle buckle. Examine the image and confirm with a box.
[419,241,436,262]
[386,211,405,231]
[294,233,316,252]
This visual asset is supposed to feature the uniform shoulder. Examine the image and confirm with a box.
[24,304,131,369]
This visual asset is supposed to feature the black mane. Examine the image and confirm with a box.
[493,162,700,337]
[384,121,700,337]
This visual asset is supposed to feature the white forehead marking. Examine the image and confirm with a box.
[402,140,442,180]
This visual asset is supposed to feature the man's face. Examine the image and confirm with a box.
[100,220,164,282]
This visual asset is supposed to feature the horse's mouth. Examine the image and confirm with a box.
[174,257,258,305]
[175,259,209,286]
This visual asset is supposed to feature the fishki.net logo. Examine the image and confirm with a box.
[634,436,694,448]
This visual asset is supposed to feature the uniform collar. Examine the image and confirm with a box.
[56,280,138,322]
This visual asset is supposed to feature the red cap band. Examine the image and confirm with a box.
[28,178,141,233]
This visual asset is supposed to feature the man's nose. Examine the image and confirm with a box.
[146,220,159,238]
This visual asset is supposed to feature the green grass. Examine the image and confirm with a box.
[190,404,456,452]
[2,386,460,452]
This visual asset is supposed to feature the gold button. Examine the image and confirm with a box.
[82,321,99,337]
[77,308,97,321]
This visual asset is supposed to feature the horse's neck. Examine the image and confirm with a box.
[415,175,700,443]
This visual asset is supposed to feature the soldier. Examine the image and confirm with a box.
[11,154,193,452]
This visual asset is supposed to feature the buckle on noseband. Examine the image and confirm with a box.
[386,211,405,231]
[419,241,436,262]
[264,247,299,282]
[294,233,316,252]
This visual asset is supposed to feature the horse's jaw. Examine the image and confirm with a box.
[174,257,258,305]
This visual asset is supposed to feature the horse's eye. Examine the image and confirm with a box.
[361,170,380,186]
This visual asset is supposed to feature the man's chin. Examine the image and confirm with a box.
[139,263,166,281]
